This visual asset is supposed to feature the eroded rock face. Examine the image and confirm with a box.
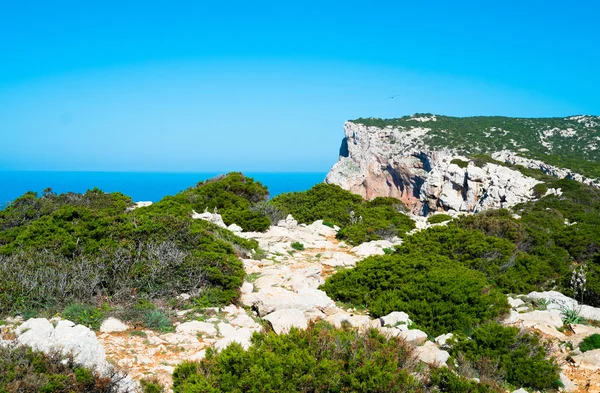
[326,121,556,215]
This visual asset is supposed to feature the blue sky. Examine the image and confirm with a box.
[1,1,598,172]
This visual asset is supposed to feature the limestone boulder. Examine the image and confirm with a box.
[414,341,450,366]
[176,321,218,337]
[100,317,129,333]
[264,309,308,334]
[351,240,394,258]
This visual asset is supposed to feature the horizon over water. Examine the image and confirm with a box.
[0,171,328,208]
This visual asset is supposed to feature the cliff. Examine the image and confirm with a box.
[326,114,600,215]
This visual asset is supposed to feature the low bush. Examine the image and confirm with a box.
[141,378,165,393]
[450,158,469,169]
[579,333,600,352]
[0,344,126,392]
[450,323,560,390]
[290,241,304,251]
[142,309,174,333]
[321,254,509,336]
[0,174,262,317]
[427,214,452,224]
[172,321,501,393]
[62,303,106,330]
[167,172,271,232]
[271,184,414,245]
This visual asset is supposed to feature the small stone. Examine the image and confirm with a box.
[99,318,129,333]
[176,321,218,337]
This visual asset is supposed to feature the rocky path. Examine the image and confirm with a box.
[4,215,600,392]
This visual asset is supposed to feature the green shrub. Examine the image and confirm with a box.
[0,344,124,392]
[397,225,565,294]
[450,323,560,390]
[427,214,452,224]
[142,309,174,333]
[321,254,509,336]
[451,159,469,169]
[172,321,501,393]
[0,174,261,317]
[579,333,600,352]
[62,304,105,330]
[290,242,304,251]
[532,183,549,198]
[322,220,335,228]
[141,378,165,393]
[271,184,414,245]
[427,368,501,393]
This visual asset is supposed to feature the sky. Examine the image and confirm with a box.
[1,1,599,172]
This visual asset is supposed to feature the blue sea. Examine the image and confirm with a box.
[0,171,327,208]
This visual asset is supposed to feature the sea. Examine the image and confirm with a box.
[0,171,328,209]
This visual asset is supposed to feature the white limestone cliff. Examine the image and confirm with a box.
[326,120,593,215]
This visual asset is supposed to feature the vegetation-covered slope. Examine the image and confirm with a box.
[172,321,504,393]
[271,183,415,244]
[352,114,600,178]
[0,344,125,393]
[0,173,265,317]
[322,178,600,338]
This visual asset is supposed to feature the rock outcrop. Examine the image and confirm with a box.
[326,118,597,215]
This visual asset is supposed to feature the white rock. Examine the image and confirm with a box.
[264,309,308,334]
[99,317,129,333]
[559,372,576,393]
[398,329,428,344]
[434,333,454,348]
[217,322,237,338]
[227,223,243,232]
[513,389,529,393]
[176,321,218,337]
[508,297,525,308]
[351,240,394,257]
[252,287,335,316]
[510,309,564,328]
[230,314,260,330]
[320,252,359,267]
[572,348,600,369]
[277,214,298,228]
[214,328,253,351]
[192,210,227,228]
[414,341,450,366]
[380,311,411,327]
[16,318,111,375]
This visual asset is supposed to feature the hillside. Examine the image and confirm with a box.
[326,114,600,215]
[352,114,600,178]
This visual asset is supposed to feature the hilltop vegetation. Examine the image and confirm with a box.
[271,183,415,244]
[322,177,600,340]
[0,173,265,318]
[352,114,600,178]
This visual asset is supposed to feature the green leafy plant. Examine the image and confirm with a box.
[143,309,174,333]
[560,306,586,325]
[321,253,509,336]
[450,323,560,390]
[172,321,502,393]
[0,344,125,392]
[62,304,105,330]
[427,214,452,224]
[0,174,262,318]
[579,333,600,352]
[290,242,305,251]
